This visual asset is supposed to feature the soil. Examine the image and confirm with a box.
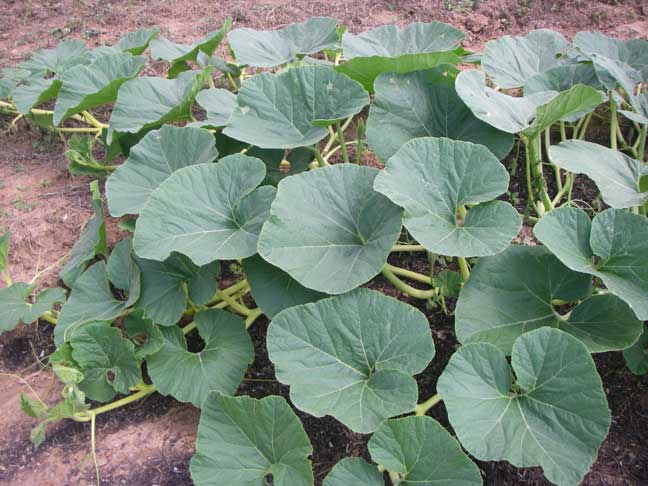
[1,1,647,485]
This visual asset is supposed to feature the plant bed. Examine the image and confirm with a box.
[1,15,648,486]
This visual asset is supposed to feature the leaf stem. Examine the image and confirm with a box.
[391,244,426,252]
[74,384,157,422]
[334,120,350,163]
[381,265,437,299]
[312,145,327,168]
[638,124,647,162]
[414,393,442,416]
[610,96,618,150]
[384,263,432,285]
[457,257,470,281]
[217,289,252,316]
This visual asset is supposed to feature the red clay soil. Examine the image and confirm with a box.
[1,1,647,485]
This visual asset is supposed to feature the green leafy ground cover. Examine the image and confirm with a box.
[1,17,647,486]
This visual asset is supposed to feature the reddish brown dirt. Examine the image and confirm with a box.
[1,1,647,485]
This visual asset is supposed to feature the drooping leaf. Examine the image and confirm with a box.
[105,237,141,292]
[456,70,557,133]
[0,67,32,99]
[53,53,147,125]
[150,18,232,78]
[133,155,275,265]
[147,309,253,406]
[106,125,218,216]
[12,78,62,114]
[70,322,141,402]
[267,288,434,433]
[224,65,369,149]
[374,137,520,257]
[55,260,140,345]
[323,458,383,486]
[229,17,339,68]
[549,140,648,209]
[0,284,66,335]
[108,69,209,142]
[624,325,648,375]
[114,27,160,55]
[134,253,220,326]
[574,31,648,81]
[123,311,164,359]
[482,29,570,89]
[524,63,601,95]
[243,254,328,318]
[366,66,513,161]
[64,134,113,177]
[187,88,236,128]
[534,207,648,320]
[258,164,403,294]
[19,39,90,76]
[438,328,610,486]
[338,22,464,91]
[60,181,107,286]
[367,416,482,486]
[190,393,314,486]
[455,244,642,353]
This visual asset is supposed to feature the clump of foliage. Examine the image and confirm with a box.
[1,17,648,486]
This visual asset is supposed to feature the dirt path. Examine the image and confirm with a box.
[1,1,647,485]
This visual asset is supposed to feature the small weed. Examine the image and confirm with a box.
[10,198,34,212]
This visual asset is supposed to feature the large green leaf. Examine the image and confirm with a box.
[53,53,146,125]
[243,254,328,318]
[0,284,66,335]
[106,125,218,216]
[60,181,107,286]
[258,164,402,294]
[150,18,232,77]
[112,27,160,55]
[338,22,464,91]
[0,67,32,100]
[368,416,482,486]
[133,155,275,265]
[55,259,140,345]
[438,328,610,486]
[455,244,642,353]
[366,66,513,161]
[190,393,313,485]
[624,326,648,375]
[108,69,209,142]
[374,137,520,257]
[534,207,648,320]
[12,78,62,115]
[524,63,601,95]
[574,31,648,81]
[324,458,383,486]
[134,253,220,326]
[224,65,369,149]
[229,17,339,68]
[147,309,253,406]
[482,29,570,89]
[19,39,90,75]
[187,88,236,128]
[456,70,556,133]
[70,322,141,402]
[267,288,434,433]
[549,140,648,208]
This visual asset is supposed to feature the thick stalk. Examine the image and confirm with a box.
[334,120,350,164]
[610,97,618,150]
[384,263,432,285]
[638,124,647,162]
[355,118,365,165]
[545,128,562,192]
[381,265,437,300]
[312,145,327,168]
[457,257,470,281]
[526,137,552,213]
[217,290,252,316]
[75,384,157,422]
[391,244,426,252]
[414,393,442,416]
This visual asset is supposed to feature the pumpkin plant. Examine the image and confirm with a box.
[1,16,647,486]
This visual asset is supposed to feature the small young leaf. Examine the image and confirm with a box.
[0,284,66,335]
[624,326,648,375]
[123,311,164,359]
[323,458,383,486]
[190,393,313,486]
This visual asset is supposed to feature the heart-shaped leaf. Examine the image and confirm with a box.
[12,78,62,114]
[19,39,90,76]
[0,284,66,335]
[368,416,482,486]
[534,207,648,320]
[267,288,434,433]
[147,309,253,407]
[482,29,570,89]
[95,27,159,56]
[374,137,520,257]
[150,18,231,78]
[229,17,339,68]
[549,140,648,208]
[524,63,601,95]
[438,327,611,486]
[338,22,464,91]
[106,125,218,217]
[70,322,141,402]
[323,458,383,486]
[258,164,402,294]
[190,393,313,486]
[133,155,275,265]
[53,53,146,125]
[455,244,642,353]
[224,65,369,149]
[134,253,220,326]
[366,66,513,161]
[574,31,648,81]
[243,254,328,318]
